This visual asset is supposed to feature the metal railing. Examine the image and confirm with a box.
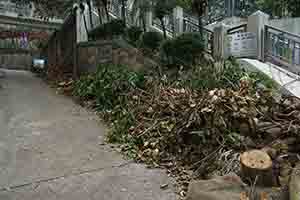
[0,1,31,17]
[183,18,214,54]
[109,0,121,18]
[152,15,175,36]
[265,25,300,71]
[227,23,247,35]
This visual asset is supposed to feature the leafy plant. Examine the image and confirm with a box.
[175,59,278,91]
[160,33,204,67]
[138,31,164,52]
[88,19,126,40]
[126,26,143,44]
[73,64,145,111]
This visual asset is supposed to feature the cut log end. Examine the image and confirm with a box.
[241,150,272,170]
[241,150,274,187]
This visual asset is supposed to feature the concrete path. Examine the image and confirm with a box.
[239,59,300,98]
[0,70,175,200]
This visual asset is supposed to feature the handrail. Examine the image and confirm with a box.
[265,24,300,72]
[266,25,300,42]
[227,23,247,34]
[183,18,213,34]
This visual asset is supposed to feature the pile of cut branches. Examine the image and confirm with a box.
[70,64,300,197]
[104,77,300,194]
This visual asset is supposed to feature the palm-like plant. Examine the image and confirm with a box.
[191,0,208,37]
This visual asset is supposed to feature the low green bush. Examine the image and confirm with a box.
[175,59,278,91]
[138,31,163,52]
[126,26,143,44]
[88,19,125,40]
[73,64,145,111]
[160,32,204,67]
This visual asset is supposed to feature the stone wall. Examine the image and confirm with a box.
[112,38,158,72]
[41,12,76,71]
[77,40,113,73]
[77,38,158,74]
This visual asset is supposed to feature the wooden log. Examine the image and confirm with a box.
[240,150,274,187]
[289,163,300,200]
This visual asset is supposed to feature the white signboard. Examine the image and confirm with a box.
[227,32,257,58]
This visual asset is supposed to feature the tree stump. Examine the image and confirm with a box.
[240,150,274,187]
[289,163,300,200]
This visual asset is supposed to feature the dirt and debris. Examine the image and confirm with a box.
[51,72,300,199]
[111,78,300,197]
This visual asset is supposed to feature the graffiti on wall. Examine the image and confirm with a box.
[0,30,49,50]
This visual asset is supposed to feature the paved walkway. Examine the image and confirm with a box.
[240,59,300,97]
[0,70,175,200]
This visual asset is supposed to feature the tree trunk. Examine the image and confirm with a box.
[101,0,110,21]
[290,163,300,200]
[240,150,274,187]
[160,18,167,39]
[198,15,203,39]
[83,12,89,35]
[141,15,146,32]
[121,0,126,24]
[104,5,110,21]
[87,0,94,29]
[97,7,103,24]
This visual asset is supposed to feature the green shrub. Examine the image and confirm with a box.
[126,26,143,44]
[176,58,278,91]
[138,31,163,52]
[160,33,204,67]
[89,19,126,40]
[160,39,174,65]
[73,64,145,111]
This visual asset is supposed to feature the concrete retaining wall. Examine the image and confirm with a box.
[0,49,38,70]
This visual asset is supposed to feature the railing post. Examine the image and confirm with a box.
[173,6,183,36]
[75,3,88,43]
[213,24,230,61]
[263,25,269,62]
[145,10,152,32]
[247,11,269,61]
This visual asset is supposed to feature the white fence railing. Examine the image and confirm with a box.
[265,25,300,72]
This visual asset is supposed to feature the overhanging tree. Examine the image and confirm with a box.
[191,0,208,38]
[255,0,300,18]
[12,0,78,19]
[287,0,300,17]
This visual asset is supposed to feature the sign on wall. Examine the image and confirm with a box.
[226,32,257,58]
